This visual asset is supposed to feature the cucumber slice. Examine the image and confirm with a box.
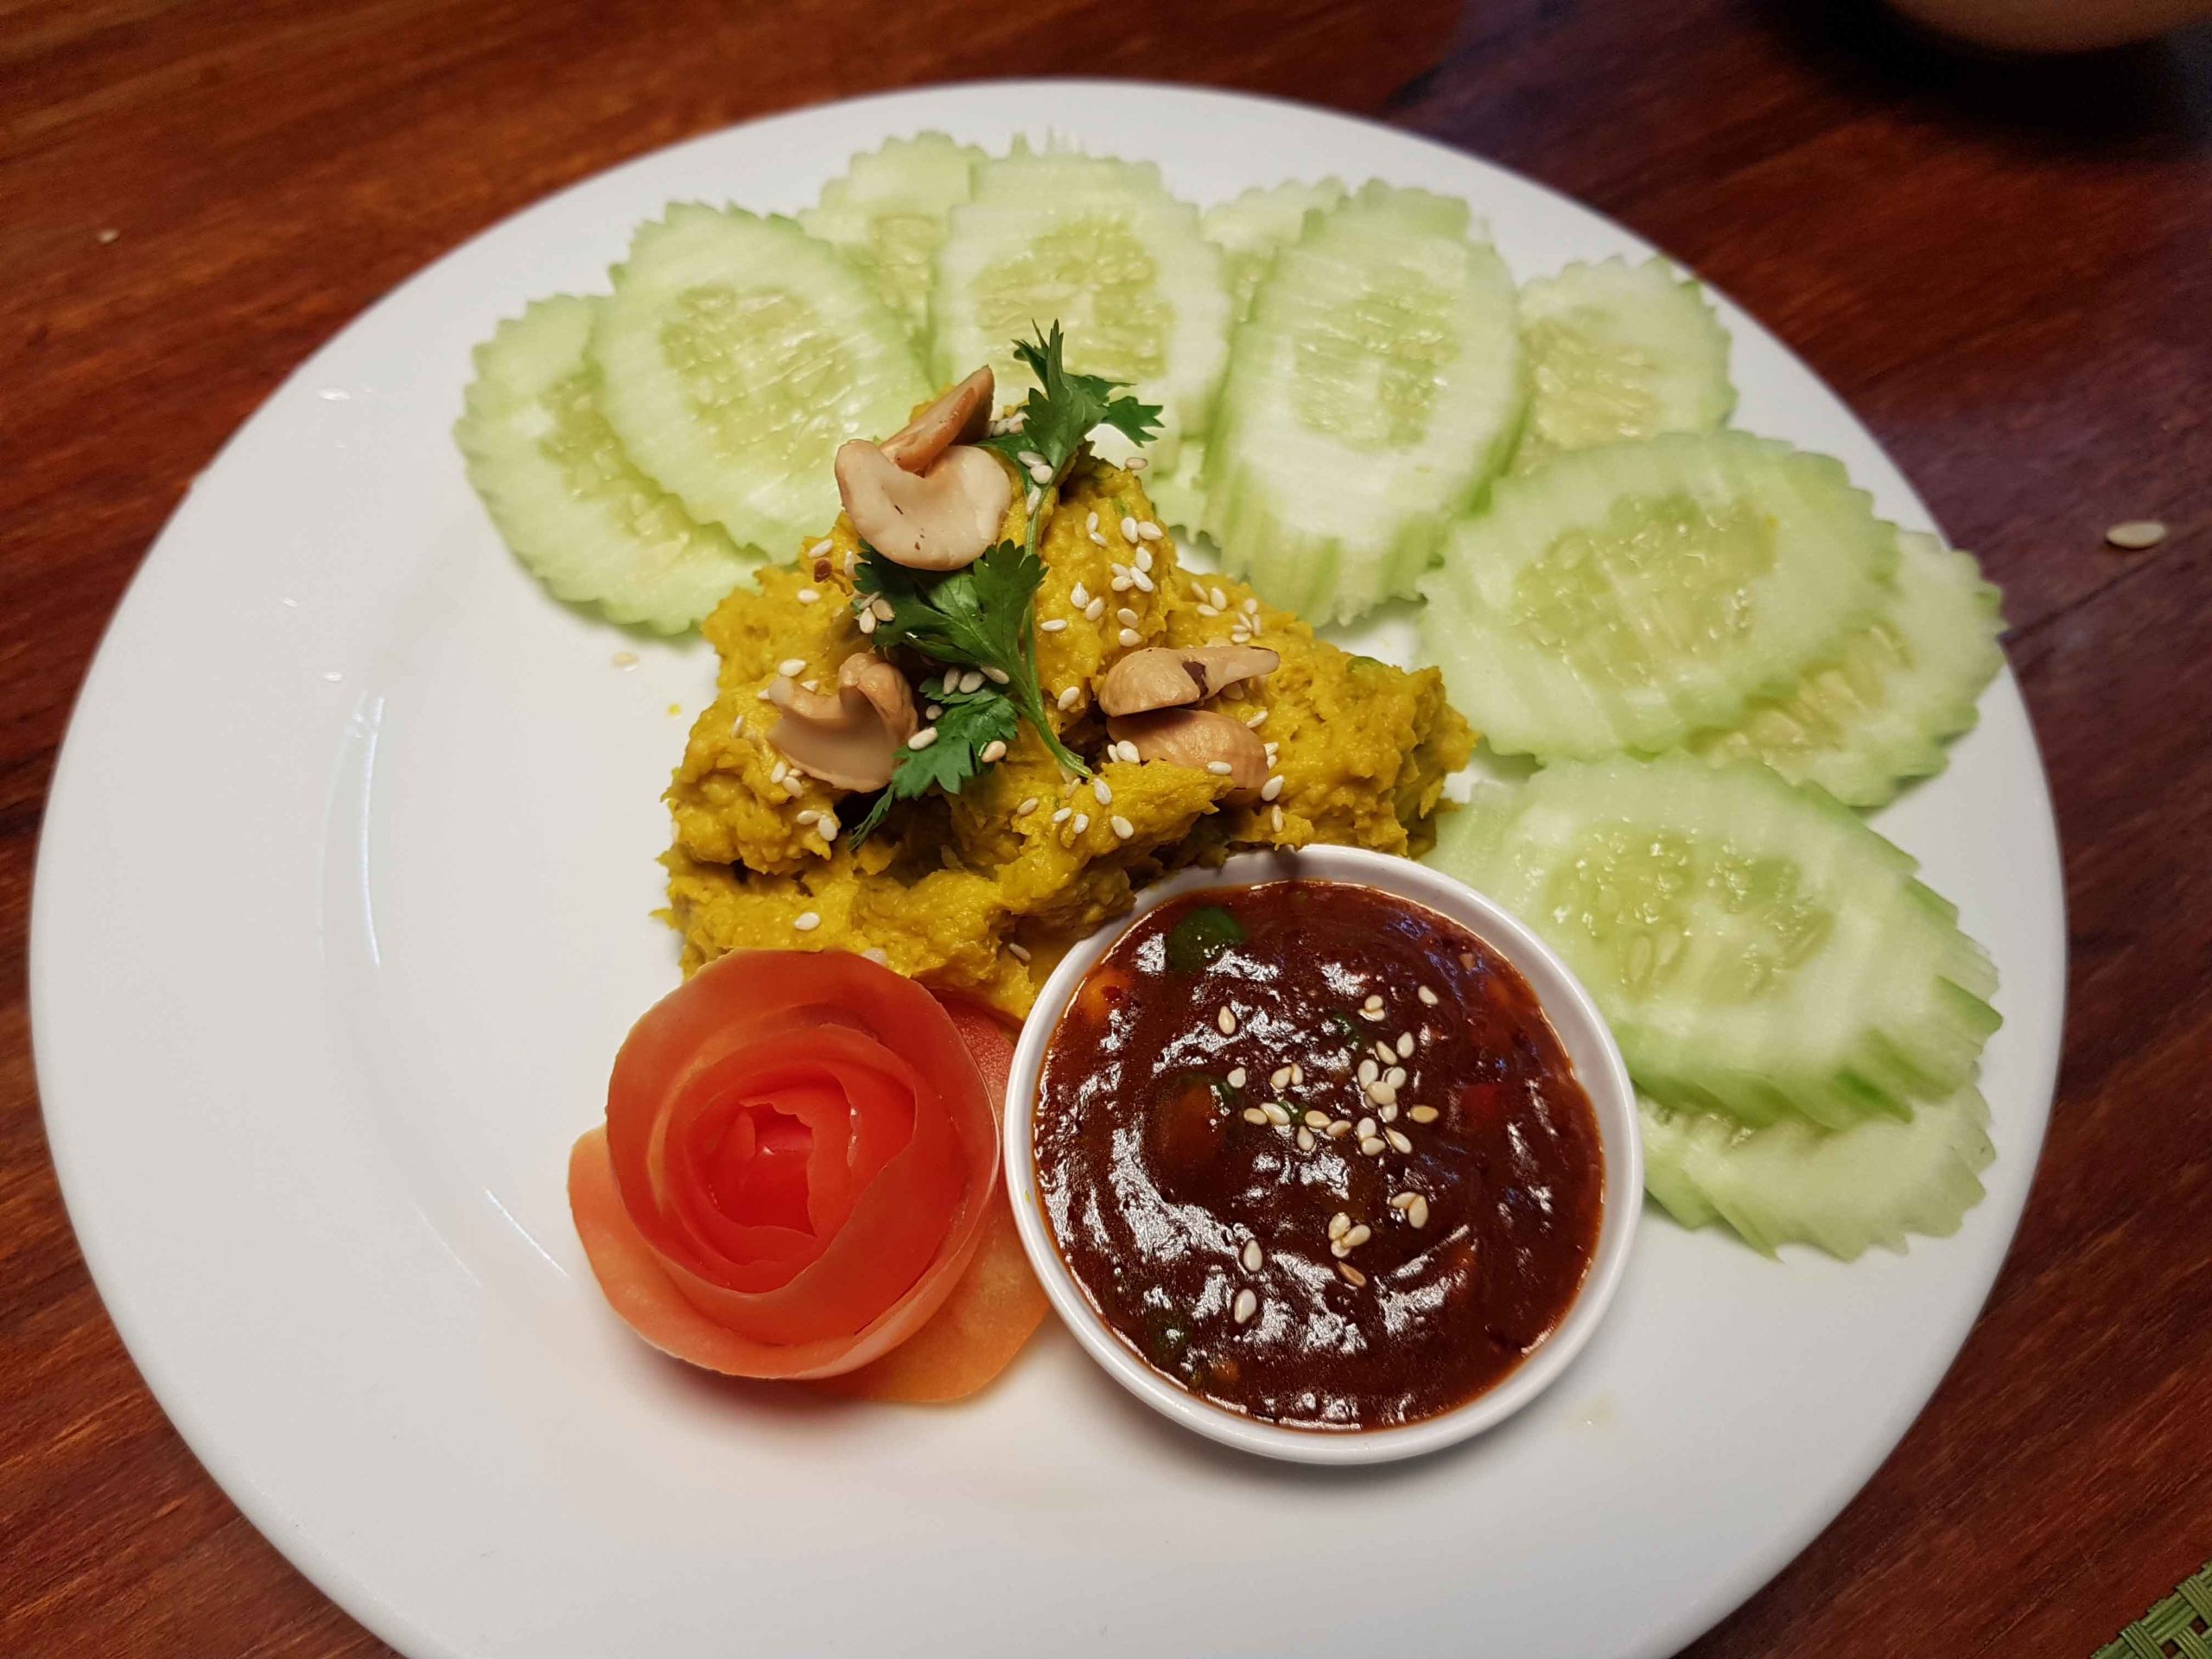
[931,146,1231,472]
[1688,531,2006,806]
[1202,182,1526,624]
[1143,442,1207,532]
[455,296,755,633]
[1199,178,1348,320]
[1427,756,2000,1128]
[1420,432,1897,760]
[593,204,928,554]
[798,133,985,344]
[1641,1088,1993,1259]
[1512,256,1735,471]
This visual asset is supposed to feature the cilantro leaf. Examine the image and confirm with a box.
[977,323,1162,480]
[850,677,1020,842]
[856,542,1086,775]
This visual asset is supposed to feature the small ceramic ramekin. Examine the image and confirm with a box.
[1002,844,1641,1465]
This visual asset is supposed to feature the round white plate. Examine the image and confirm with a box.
[32,81,2063,1659]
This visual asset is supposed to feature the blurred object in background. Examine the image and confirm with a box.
[1888,0,2212,51]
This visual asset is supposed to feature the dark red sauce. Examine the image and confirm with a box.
[1034,880,1604,1431]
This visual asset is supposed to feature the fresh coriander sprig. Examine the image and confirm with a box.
[856,541,1086,775]
[978,323,1163,560]
[849,675,1020,842]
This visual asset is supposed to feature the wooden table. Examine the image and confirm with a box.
[4,2,2207,1653]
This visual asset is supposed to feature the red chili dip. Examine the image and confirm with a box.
[1033,880,1604,1431]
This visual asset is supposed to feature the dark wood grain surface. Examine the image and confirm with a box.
[3,2,2208,1654]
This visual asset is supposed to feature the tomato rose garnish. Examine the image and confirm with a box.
[568,950,1004,1381]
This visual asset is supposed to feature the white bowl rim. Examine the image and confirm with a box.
[1001,844,1643,1466]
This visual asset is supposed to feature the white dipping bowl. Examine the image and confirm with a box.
[1003,844,1641,1465]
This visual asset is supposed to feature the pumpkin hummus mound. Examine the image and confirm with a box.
[664,461,1473,1019]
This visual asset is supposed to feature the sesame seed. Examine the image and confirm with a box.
[1328,1212,1351,1241]
[1338,1262,1367,1287]
[1260,774,1284,801]
[1408,1106,1440,1124]
[1344,1224,1372,1249]
[1121,515,1140,542]
[1230,629,1251,645]
[770,760,790,785]
[793,911,821,932]
[1389,1192,1418,1211]
[1058,686,1082,711]
[1016,450,1045,469]
[756,685,773,701]
[1085,512,1099,533]
[1137,521,1164,542]
[795,810,819,826]
[807,539,834,559]
[844,551,858,576]
[1272,805,1285,832]
[1090,531,1109,547]
[925,703,943,720]
[1245,709,1268,728]
[1086,598,1107,620]
[1040,618,1069,633]
[983,666,1009,684]
[818,815,839,841]
[961,668,985,692]
[1132,570,1155,594]
[1385,1065,1408,1089]
[1243,1107,1268,1125]
[1211,586,1228,609]
[859,613,877,635]
[1359,1135,1386,1156]
[1217,1006,1238,1035]
[1071,813,1089,834]
[907,727,939,750]
[1408,1195,1430,1229]
[1326,1120,1352,1138]
[778,658,806,677]
[862,946,888,965]
[2107,520,2167,550]
[1206,760,1233,776]
[1071,582,1090,607]
[1120,628,1143,647]
[1330,1239,1353,1259]
[801,678,821,693]
[1272,1066,1294,1090]
[1418,985,1440,1006]
[1135,547,1154,574]
[1262,1102,1291,1125]
[1227,1067,1248,1088]
[1243,597,1261,616]
[1127,454,1148,471]
[1290,1064,1303,1084]
[1026,487,1040,513]
[1027,461,1054,485]
[1008,942,1032,963]
[797,588,819,604]
[1016,797,1039,815]
[1375,1041,1395,1065]
[1233,1287,1258,1325]
[1378,1103,1399,1123]
[1116,606,1140,626]
[1385,1128,1413,1154]
[1116,740,1141,763]
[873,598,895,621]
[1092,778,1113,804]
[1303,1109,1331,1128]
[1358,1058,1379,1084]
[1356,1115,1376,1138]
[980,740,1007,763]
[1197,605,1219,617]
[1110,575,1133,593]
[1368,1081,1397,1107]
[1296,1128,1316,1152]
[1242,1239,1263,1272]
[1363,993,1384,1010]
[1110,815,1135,840]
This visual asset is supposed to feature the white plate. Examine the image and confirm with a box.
[32,81,2063,1659]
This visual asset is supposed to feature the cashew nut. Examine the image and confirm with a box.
[835,441,1011,573]
[1096,645,1281,717]
[1108,709,1270,793]
[880,367,995,474]
[767,652,919,791]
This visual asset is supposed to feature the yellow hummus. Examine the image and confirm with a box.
[664,459,1473,1018]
